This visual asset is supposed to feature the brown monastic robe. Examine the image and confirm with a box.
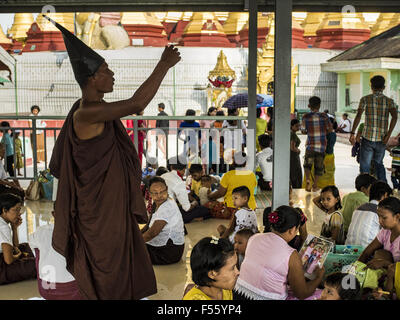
[49,100,157,299]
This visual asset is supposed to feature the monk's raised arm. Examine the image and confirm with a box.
[75,46,181,124]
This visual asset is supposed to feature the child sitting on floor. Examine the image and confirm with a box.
[183,237,239,300]
[358,197,400,270]
[199,175,213,206]
[142,157,158,185]
[342,173,377,235]
[0,193,36,285]
[188,163,203,203]
[233,228,255,270]
[217,186,259,244]
[313,185,345,244]
[319,272,361,300]
[255,134,273,191]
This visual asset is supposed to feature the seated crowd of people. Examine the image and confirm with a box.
[1,146,399,301]
[0,90,399,300]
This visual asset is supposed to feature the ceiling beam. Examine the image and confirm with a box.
[1,0,400,13]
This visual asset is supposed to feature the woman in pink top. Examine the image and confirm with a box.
[234,206,325,300]
[358,197,400,268]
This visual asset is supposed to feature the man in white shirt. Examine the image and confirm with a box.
[345,181,392,247]
[161,157,210,223]
[336,113,352,133]
[255,134,273,191]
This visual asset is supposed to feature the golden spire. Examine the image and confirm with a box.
[371,13,398,37]
[0,25,12,44]
[302,12,325,37]
[8,13,34,40]
[36,13,75,32]
[263,13,275,52]
[209,50,236,79]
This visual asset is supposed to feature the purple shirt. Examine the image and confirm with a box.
[376,229,400,262]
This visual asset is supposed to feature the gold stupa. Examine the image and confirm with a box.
[240,12,270,33]
[154,12,167,21]
[371,13,398,37]
[121,12,164,26]
[292,12,307,27]
[163,12,183,23]
[0,25,12,44]
[214,12,229,22]
[183,12,225,35]
[7,13,34,41]
[302,13,325,37]
[362,13,380,29]
[257,14,275,94]
[317,12,369,31]
[36,13,75,32]
[182,12,193,21]
[222,12,249,36]
[256,14,298,111]
[389,13,400,29]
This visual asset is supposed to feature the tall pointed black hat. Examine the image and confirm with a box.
[42,15,105,87]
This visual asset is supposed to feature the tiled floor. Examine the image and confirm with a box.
[0,188,353,300]
[0,137,395,299]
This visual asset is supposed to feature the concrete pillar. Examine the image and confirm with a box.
[272,0,292,209]
[337,73,346,112]
[247,0,258,171]
[360,71,370,97]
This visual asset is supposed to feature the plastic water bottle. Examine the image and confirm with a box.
[342,245,352,254]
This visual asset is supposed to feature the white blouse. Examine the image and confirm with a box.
[0,216,12,253]
[229,208,259,243]
[146,198,185,247]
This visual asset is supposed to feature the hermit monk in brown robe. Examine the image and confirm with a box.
[44,15,181,299]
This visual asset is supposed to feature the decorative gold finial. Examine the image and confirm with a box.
[209,50,236,79]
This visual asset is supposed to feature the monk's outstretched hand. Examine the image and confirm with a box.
[160,45,181,68]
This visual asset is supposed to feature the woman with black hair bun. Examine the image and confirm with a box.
[234,205,324,300]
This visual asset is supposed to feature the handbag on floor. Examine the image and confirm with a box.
[25,179,41,201]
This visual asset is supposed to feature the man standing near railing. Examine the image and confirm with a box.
[155,102,169,157]
[45,16,181,300]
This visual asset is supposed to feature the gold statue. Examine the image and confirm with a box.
[207,50,236,110]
